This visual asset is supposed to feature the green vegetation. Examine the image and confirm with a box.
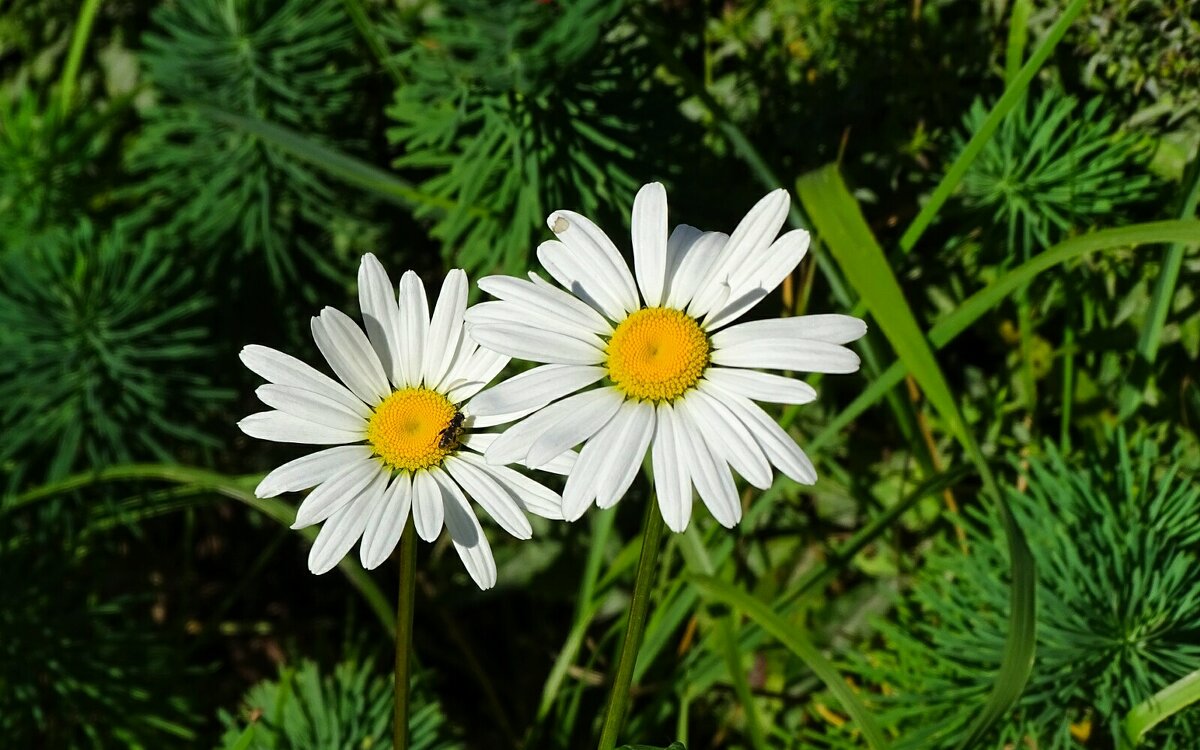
[2,0,1197,747]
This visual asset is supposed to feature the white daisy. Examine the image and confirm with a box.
[465,183,865,532]
[237,254,568,588]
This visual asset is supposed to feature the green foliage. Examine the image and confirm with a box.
[384,0,667,275]
[128,0,364,285]
[0,221,226,483]
[0,525,196,747]
[957,88,1158,259]
[217,658,463,750]
[830,432,1200,749]
[0,88,110,248]
[1074,0,1200,132]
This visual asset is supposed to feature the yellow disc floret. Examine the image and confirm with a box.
[606,307,710,402]
[367,388,461,472]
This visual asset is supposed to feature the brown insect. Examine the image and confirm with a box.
[437,411,465,450]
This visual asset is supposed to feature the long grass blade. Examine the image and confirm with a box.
[798,164,1037,749]
[691,575,889,750]
[898,0,1089,253]
[1122,668,1200,746]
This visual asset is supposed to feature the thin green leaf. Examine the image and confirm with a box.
[898,0,1089,253]
[690,575,889,750]
[1122,668,1200,747]
[798,164,1037,749]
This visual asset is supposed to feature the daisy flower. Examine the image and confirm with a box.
[237,255,567,588]
[465,183,866,532]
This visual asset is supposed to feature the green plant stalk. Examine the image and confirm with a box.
[899,0,1089,254]
[1121,157,1200,417]
[57,0,101,115]
[1060,323,1075,451]
[597,502,666,750]
[1004,0,1033,85]
[394,524,418,750]
[1122,668,1200,746]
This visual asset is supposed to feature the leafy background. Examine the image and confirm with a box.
[1,0,1198,748]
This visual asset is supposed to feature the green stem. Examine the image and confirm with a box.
[597,502,666,750]
[394,524,418,750]
[1004,0,1033,85]
[57,0,102,115]
[1122,668,1200,746]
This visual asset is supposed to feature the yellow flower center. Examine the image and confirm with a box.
[367,388,461,472]
[606,307,709,402]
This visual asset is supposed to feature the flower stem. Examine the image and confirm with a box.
[597,502,666,750]
[394,524,417,750]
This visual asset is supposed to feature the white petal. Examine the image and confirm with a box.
[545,211,640,313]
[711,337,861,373]
[358,253,403,385]
[443,456,533,539]
[681,390,772,490]
[312,308,391,405]
[431,470,496,590]
[292,458,381,528]
[443,345,511,403]
[397,271,429,387]
[652,403,692,532]
[674,406,741,528]
[711,314,868,348]
[704,229,811,331]
[359,472,413,570]
[411,470,445,542]
[467,323,605,366]
[467,408,541,429]
[662,224,703,306]
[255,384,367,433]
[238,411,364,445]
[456,453,564,520]
[466,364,606,418]
[422,269,468,387]
[525,387,624,468]
[669,231,728,311]
[631,182,668,306]
[432,330,473,392]
[562,399,654,520]
[484,387,617,466]
[704,382,817,485]
[689,190,790,316]
[239,345,365,414]
[462,433,577,475]
[478,274,612,335]
[308,471,387,575]
[703,367,818,405]
[256,445,374,498]
[466,301,609,346]
[537,238,631,322]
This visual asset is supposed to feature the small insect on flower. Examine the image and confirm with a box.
[437,411,466,450]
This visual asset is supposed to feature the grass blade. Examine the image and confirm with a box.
[898,0,1089,253]
[1122,668,1200,746]
[798,164,1037,749]
[691,575,889,750]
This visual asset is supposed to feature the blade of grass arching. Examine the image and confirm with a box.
[677,529,769,750]
[804,219,1200,452]
[56,0,101,115]
[1121,158,1200,418]
[1004,0,1033,85]
[5,464,396,634]
[798,164,1037,749]
[200,107,480,217]
[1122,668,1200,747]
[691,575,889,750]
[340,0,404,86]
[898,0,1089,254]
